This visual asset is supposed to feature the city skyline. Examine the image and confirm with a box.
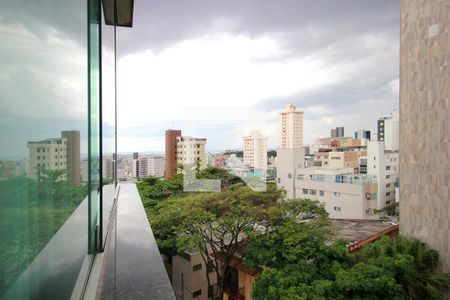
[0,0,400,156]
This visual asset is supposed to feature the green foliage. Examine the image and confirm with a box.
[252,235,450,300]
[267,150,277,158]
[0,171,88,293]
[137,167,450,300]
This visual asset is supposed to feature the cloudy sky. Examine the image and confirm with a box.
[0,0,399,157]
[117,0,400,152]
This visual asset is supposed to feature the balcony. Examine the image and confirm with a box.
[297,174,377,185]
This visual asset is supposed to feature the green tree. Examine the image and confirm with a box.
[251,235,450,300]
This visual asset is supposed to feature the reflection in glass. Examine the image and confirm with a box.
[0,0,92,298]
[88,0,102,254]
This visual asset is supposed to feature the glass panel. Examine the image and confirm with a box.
[101,4,117,247]
[0,0,91,298]
[88,0,101,253]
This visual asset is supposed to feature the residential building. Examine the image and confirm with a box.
[172,252,218,300]
[326,150,367,170]
[277,104,305,199]
[399,0,450,272]
[80,157,89,183]
[176,136,207,173]
[103,156,115,180]
[277,148,305,199]
[377,109,399,151]
[336,126,345,138]
[354,129,371,140]
[330,128,337,138]
[145,155,165,177]
[279,104,304,149]
[367,141,399,209]
[165,129,182,178]
[295,167,379,219]
[135,154,165,177]
[27,137,68,180]
[313,149,367,170]
[0,160,27,179]
[61,130,81,185]
[132,152,139,177]
[28,131,81,183]
[243,130,267,171]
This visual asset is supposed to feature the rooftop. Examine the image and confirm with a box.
[330,219,398,244]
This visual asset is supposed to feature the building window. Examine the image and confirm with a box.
[298,175,304,180]
[386,166,391,171]
[288,173,292,179]
[386,175,391,179]
[193,289,202,298]
[319,190,324,196]
[334,206,341,212]
[386,192,391,196]
[386,183,390,188]
[302,189,308,195]
[334,192,341,197]
[277,178,280,183]
[193,264,202,271]
[310,190,317,195]
[373,156,376,160]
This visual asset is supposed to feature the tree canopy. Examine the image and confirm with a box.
[137,167,450,300]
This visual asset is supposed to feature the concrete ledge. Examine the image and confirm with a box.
[99,183,175,299]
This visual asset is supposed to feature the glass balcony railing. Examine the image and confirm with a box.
[297,174,378,184]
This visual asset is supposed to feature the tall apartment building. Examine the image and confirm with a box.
[27,138,68,180]
[277,104,305,199]
[279,104,304,149]
[28,131,81,184]
[132,154,165,178]
[400,0,449,272]
[243,130,267,171]
[176,136,207,173]
[102,156,115,180]
[377,110,399,151]
[330,128,337,138]
[165,129,181,179]
[336,126,345,138]
[367,141,399,210]
[61,130,80,185]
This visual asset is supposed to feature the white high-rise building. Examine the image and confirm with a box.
[27,138,68,180]
[377,109,399,151]
[277,104,305,199]
[279,104,304,149]
[243,130,267,171]
[176,136,207,173]
[102,157,115,179]
[138,155,165,177]
[367,141,399,210]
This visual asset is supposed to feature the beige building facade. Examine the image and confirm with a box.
[399,0,450,272]
[176,136,207,173]
[243,130,267,171]
[172,252,217,300]
[279,104,304,149]
[27,138,68,180]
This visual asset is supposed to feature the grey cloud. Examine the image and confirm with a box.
[118,0,399,56]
